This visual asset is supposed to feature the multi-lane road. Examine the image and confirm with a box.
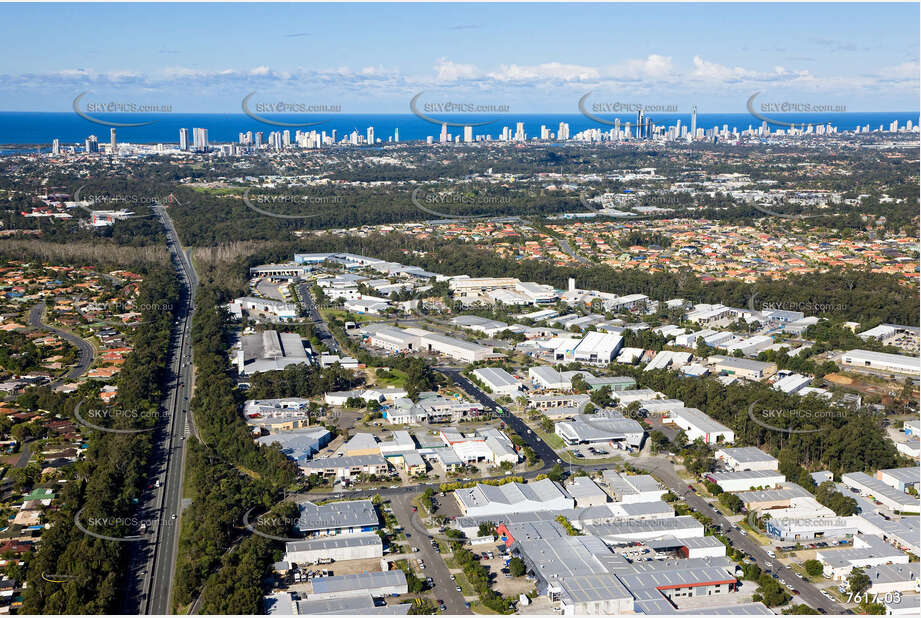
[295,282,340,354]
[120,203,198,615]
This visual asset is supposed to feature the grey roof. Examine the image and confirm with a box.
[472,367,519,388]
[558,572,632,605]
[456,479,569,510]
[735,484,813,504]
[311,570,407,595]
[717,446,777,464]
[709,355,774,371]
[674,603,775,615]
[296,500,378,532]
[566,476,607,499]
[709,470,784,484]
[670,407,733,434]
[285,533,382,554]
[302,454,388,470]
[518,535,612,579]
[843,471,921,509]
[878,466,921,484]
[818,534,905,568]
[584,515,704,539]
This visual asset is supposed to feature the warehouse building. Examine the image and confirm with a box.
[256,428,331,464]
[707,355,776,381]
[472,367,523,396]
[529,365,571,390]
[308,570,408,601]
[878,467,921,493]
[842,472,921,513]
[296,500,380,537]
[584,516,704,542]
[227,296,299,322]
[235,330,312,375]
[714,447,779,472]
[666,407,735,444]
[841,349,921,378]
[300,454,390,482]
[570,331,624,365]
[555,412,645,449]
[816,534,909,580]
[284,533,383,564]
[707,470,786,493]
[602,471,667,504]
[454,479,574,517]
[565,476,610,507]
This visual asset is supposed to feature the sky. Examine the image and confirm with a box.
[0,2,918,113]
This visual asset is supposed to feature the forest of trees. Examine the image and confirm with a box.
[21,267,181,613]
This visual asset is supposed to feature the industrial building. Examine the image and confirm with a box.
[707,470,786,492]
[565,476,609,507]
[841,349,921,378]
[666,407,735,444]
[295,500,380,537]
[714,447,779,472]
[570,331,624,365]
[227,296,299,322]
[602,471,667,504]
[842,472,921,513]
[308,570,408,600]
[300,455,390,482]
[707,355,776,380]
[472,367,523,396]
[454,479,574,517]
[256,428,332,464]
[235,330,312,375]
[284,533,383,564]
[554,412,645,449]
[816,534,910,580]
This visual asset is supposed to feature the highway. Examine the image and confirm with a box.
[28,301,95,389]
[120,202,198,614]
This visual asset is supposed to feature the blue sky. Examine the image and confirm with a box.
[1,2,918,112]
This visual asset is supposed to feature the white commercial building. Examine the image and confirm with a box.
[841,349,921,378]
[707,470,786,492]
[715,447,779,472]
[472,367,523,397]
[667,407,735,444]
[284,533,383,564]
[454,478,574,517]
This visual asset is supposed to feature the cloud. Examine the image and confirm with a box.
[446,24,480,30]
[285,32,310,38]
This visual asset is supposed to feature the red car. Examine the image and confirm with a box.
[412,506,417,512]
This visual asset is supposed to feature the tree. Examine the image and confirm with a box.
[478,522,497,538]
[783,604,820,614]
[803,559,823,578]
[848,567,870,595]
[547,463,564,482]
[508,557,526,577]
[719,492,743,513]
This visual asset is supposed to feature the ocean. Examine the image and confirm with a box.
[0,112,918,151]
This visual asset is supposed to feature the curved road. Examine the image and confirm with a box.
[28,301,95,389]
